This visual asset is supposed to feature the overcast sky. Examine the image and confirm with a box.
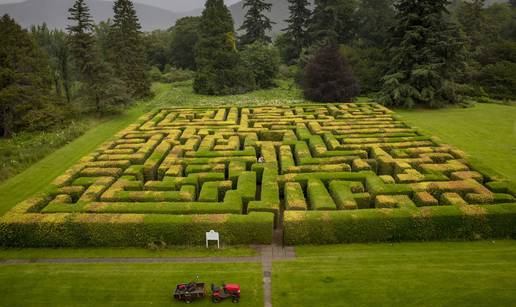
[0,0,241,12]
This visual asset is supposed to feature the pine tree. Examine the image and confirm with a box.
[356,0,395,48]
[283,0,311,62]
[194,0,255,95]
[67,0,96,76]
[0,15,62,137]
[110,0,150,98]
[67,0,129,113]
[309,0,358,45]
[31,25,72,103]
[379,0,466,108]
[303,43,360,102]
[239,0,274,45]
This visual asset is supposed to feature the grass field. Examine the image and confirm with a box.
[273,241,516,307]
[397,103,516,181]
[0,246,257,260]
[0,262,263,306]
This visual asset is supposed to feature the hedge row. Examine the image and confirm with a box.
[0,197,274,247]
[284,203,516,244]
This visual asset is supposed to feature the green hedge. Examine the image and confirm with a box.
[284,203,516,244]
[0,199,274,247]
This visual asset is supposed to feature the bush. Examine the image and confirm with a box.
[302,44,360,102]
[163,69,195,83]
[241,42,280,89]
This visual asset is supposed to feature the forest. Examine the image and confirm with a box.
[0,0,515,180]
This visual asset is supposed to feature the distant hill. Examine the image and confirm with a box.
[0,0,509,33]
[0,0,182,31]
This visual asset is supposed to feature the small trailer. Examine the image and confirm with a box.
[173,282,206,304]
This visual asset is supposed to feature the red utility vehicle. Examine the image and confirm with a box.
[211,283,241,303]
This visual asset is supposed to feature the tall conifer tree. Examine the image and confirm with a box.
[194,0,254,95]
[239,0,274,45]
[110,0,150,98]
[283,0,311,61]
[0,15,59,137]
[67,0,129,113]
[309,0,357,44]
[380,0,466,108]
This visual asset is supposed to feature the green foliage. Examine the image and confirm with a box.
[241,42,280,89]
[30,24,73,103]
[169,17,201,70]
[302,44,360,102]
[239,0,274,45]
[281,0,311,63]
[0,14,64,138]
[0,119,97,183]
[194,0,255,95]
[340,45,387,94]
[109,0,151,98]
[355,0,395,48]
[453,2,516,100]
[143,29,172,72]
[0,209,274,247]
[379,0,466,108]
[284,204,516,244]
[309,0,358,45]
[67,0,130,114]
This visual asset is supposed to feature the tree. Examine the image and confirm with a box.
[456,0,497,48]
[355,0,395,48]
[282,0,311,63]
[31,24,72,103]
[194,0,254,95]
[110,0,150,98]
[309,0,358,45]
[239,0,274,45]
[67,0,129,113]
[0,15,62,137]
[379,0,466,108]
[303,44,360,102]
[241,42,280,88]
[169,17,200,70]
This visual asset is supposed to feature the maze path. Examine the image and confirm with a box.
[1,103,515,246]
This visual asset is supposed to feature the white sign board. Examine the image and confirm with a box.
[206,230,220,248]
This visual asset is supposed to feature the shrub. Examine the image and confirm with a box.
[302,44,360,102]
[241,42,280,89]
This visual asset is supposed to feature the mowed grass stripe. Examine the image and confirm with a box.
[0,262,263,306]
[273,241,516,307]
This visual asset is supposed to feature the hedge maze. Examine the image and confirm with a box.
[1,103,515,247]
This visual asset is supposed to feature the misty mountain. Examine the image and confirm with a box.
[0,0,509,33]
[0,0,181,31]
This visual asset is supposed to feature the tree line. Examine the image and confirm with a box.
[1,0,515,137]
[0,0,149,137]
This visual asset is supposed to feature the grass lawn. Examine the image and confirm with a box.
[396,103,516,182]
[0,262,262,306]
[273,240,516,307]
[0,246,257,260]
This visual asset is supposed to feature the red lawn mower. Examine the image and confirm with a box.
[211,283,241,303]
